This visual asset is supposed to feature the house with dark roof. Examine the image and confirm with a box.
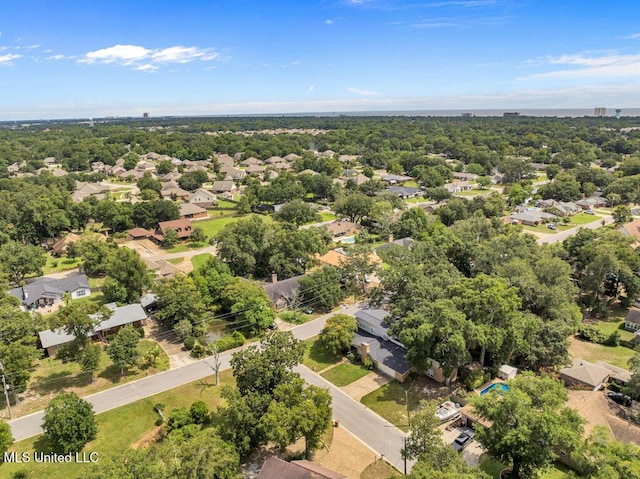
[262,274,305,310]
[387,186,423,199]
[624,307,640,332]
[9,273,91,311]
[38,302,148,356]
[258,456,345,479]
[575,196,607,210]
[152,219,193,243]
[376,237,414,252]
[381,174,413,184]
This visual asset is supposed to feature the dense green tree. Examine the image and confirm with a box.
[230,330,304,396]
[190,226,207,244]
[154,276,206,328]
[156,160,174,175]
[0,421,13,458]
[79,344,101,383]
[78,448,168,479]
[298,266,346,312]
[161,228,180,247]
[339,244,379,295]
[178,170,209,191]
[107,325,140,374]
[0,242,46,283]
[104,247,152,304]
[394,207,432,239]
[51,300,112,358]
[613,205,632,226]
[218,387,271,456]
[261,377,332,459]
[578,426,640,478]
[333,192,373,223]
[320,314,357,355]
[220,281,275,335]
[472,374,584,479]
[43,392,98,454]
[136,172,162,194]
[76,237,116,277]
[190,256,235,306]
[274,199,320,225]
[178,430,239,479]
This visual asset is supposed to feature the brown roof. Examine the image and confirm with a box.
[619,218,640,242]
[316,250,348,267]
[325,220,362,236]
[258,457,345,479]
[156,219,193,238]
[127,228,151,238]
[560,359,610,388]
[178,202,207,217]
[51,233,81,253]
[625,307,640,325]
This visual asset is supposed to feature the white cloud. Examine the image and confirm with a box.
[78,44,219,70]
[326,19,335,25]
[46,54,74,61]
[25,44,41,50]
[309,85,316,91]
[0,53,21,65]
[347,86,381,96]
[521,52,640,80]
[621,33,640,40]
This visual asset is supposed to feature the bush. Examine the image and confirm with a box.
[154,418,164,427]
[191,343,205,358]
[216,331,246,352]
[578,325,607,344]
[346,351,355,363]
[465,368,485,391]
[604,330,620,346]
[190,401,209,424]
[183,336,196,350]
[167,407,193,432]
[362,357,374,370]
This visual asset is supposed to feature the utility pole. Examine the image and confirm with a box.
[403,436,407,475]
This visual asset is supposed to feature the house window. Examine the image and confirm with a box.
[76,289,87,297]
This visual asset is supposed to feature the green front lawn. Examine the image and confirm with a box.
[569,213,600,225]
[41,253,82,275]
[360,378,431,431]
[278,310,318,325]
[2,339,169,419]
[453,188,485,197]
[568,336,636,369]
[523,223,573,234]
[321,362,370,386]
[194,215,245,237]
[480,455,579,479]
[320,212,337,222]
[2,370,235,479]
[303,336,342,372]
[167,257,184,265]
[191,253,214,270]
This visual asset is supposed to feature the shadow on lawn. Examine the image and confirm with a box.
[31,370,92,395]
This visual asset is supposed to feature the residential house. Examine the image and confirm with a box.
[265,156,285,165]
[90,161,106,172]
[298,169,319,176]
[325,220,362,238]
[257,456,345,479]
[559,359,611,391]
[220,165,246,181]
[42,156,57,166]
[160,180,190,200]
[443,181,473,193]
[51,232,81,257]
[188,188,217,208]
[376,237,414,252]
[283,153,301,162]
[338,154,359,163]
[127,228,152,239]
[618,218,640,244]
[453,172,479,181]
[7,161,26,175]
[144,258,181,279]
[151,219,193,243]
[575,196,607,210]
[270,161,292,170]
[508,210,557,226]
[9,273,91,311]
[352,309,413,382]
[624,307,640,332]
[548,201,581,217]
[381,174,413,184]
[318,150,335,158]
[596,361,631,386]
[214,153,235,168]
[210,181,237,194]
[240,157,263,167]
[38,302,148,356]
[160,171,182,182]
[72,182,111,202]
[179,202,208,220]
[316,249,348,268]
[262,274,305,310]
[387,186,423,199]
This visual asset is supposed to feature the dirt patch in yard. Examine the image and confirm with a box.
[131,426,163,449]
[318,426,382,479]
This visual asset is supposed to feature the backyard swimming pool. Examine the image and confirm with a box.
[479,382,510,396]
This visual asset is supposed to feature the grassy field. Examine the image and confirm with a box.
[569,212,600,225]
[454,188,487,197]
[162,243,191,253]
[167,257,184,265]
[2,370,235,479]
[320,212,337,222]
[195,215,245,237]
[360,379,432,431]
[480,456,579,479]
[321,362,370,386]
[568,336,636,369]
[191,253,214,270]
[278,310,318,325]
[303,336,342,372]
[1,340,169,419]
[361,459,399,479]
[41,253,82,275]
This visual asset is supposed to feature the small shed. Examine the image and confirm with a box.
[498,364,518,380]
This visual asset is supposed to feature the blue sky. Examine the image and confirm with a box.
[1,0,640,119]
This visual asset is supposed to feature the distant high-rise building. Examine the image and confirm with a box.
[503,112,520,118]
[615,109,622,119]
[143,112,150,118]
[461,112,473,117]
[594,107,607,117]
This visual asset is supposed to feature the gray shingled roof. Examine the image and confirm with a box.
[355,309,390,331]
[9,273,90,305]
[352,330,411,375]
[625,307,640,325]
[262,275,305,304]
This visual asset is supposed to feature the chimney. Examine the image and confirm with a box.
[271,273,277,284]
[387,234,394,243]
[22,287,28,300]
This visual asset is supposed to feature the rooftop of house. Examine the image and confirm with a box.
[51,232,81,253]
[376,237,414,251]
[156,219,193,238]
[9,273,90,305]
[618,219,640,242]
[560,359,611,388]
[325,220,361,236]
[387,186,422,196]
[179,202,207,217]
[262,275,305,304]
[211,180,237,191]
[352,330,411,376]
[625,307,640,325]
[355,309,390,332]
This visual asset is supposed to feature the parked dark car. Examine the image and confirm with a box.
[607,391,632,407]
[451,429,475,452]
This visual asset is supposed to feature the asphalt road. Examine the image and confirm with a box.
[8,304,363,440]
[536,214,613,244]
